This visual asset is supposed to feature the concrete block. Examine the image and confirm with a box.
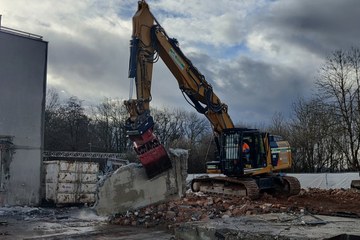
[94,148,188,216]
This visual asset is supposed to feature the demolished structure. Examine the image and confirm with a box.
[95,149,188,215]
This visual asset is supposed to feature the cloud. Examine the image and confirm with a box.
[248,0,360,61]
[265,0,360,53]
[2,0,360,126]
[1,0,134,104]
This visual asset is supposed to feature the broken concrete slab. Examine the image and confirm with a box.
[174,213,360,240]
[94,148,188,216]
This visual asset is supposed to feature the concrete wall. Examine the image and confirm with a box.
[95,149,188,216]
[0,28,47,206]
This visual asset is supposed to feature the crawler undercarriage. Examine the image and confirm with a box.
[191,175,301,199]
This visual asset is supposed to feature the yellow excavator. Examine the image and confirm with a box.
[124,0,300,199]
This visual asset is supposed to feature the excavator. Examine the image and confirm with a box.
[124,0,300,199]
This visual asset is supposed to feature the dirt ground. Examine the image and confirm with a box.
[111,188,360,229]
[269,188,360,217]
[1,188,359,239]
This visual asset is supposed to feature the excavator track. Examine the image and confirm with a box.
[191,176,260,200]
[282,176,301,196]
[191,175,301,199]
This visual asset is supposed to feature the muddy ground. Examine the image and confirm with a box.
[0,206,173,239]
[1,188,359,239]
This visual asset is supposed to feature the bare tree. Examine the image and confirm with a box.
[151,108,212,173]
[92,99,113,151]
[187,133,216,173]
[91,98,129,153]
[317,48,360,170]
[60,97,91,151]
[267,112,290,139]
[45,88,60,111]
[290,97,343,172]
[109,100,129,153]
[152,108,184,147]
[44,89,62,150]
[183,112,210,147]
[44,94,91,151]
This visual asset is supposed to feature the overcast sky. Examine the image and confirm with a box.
[2,0,360,125]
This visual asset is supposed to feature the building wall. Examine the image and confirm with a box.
[0,29,47,206]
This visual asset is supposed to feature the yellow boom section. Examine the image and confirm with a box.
[125,0,234,136]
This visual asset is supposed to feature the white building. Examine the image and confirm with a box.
[0,24,47,206]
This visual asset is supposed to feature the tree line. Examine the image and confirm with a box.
[45,48,360,173]
[44,91,213,173]
[269,48,360,172]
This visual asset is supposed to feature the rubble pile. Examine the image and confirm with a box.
[111,188,360,229]
[110,191,262,229]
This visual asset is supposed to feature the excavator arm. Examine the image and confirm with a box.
[124,0,234,178]
[125,0,234,134]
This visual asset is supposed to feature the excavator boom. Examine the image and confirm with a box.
[124,0,233,178]
[126,0,234,134]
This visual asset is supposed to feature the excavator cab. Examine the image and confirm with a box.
[216,128,267,177]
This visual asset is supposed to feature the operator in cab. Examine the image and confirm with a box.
[242,140,250,167]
